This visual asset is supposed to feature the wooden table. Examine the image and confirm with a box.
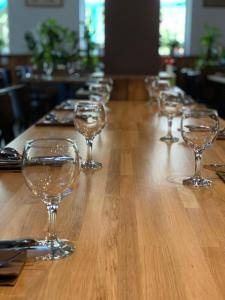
[1,101,225,299]
[21,74,90,104]
[207,73,225,118]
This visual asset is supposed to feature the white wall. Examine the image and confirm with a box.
[8,0,80,54]
[9,0,225,56]
[188,0,225,55]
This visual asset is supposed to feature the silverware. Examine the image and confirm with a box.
[0,238,38,249]
[203,163,225,173]
[0,243,50,268]
[0,147,21,160]
[45,112,58,121]
[0,244,49,251]
[43,113,73,125]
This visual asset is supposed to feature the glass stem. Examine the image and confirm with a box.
[86,139,93,162]
[194,150,203,178]
[167,116,173,138]
[47,204,58,243]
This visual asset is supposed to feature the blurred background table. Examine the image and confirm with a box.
[21,73,90,103]
[21,74,90,84]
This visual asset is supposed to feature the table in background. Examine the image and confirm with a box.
[207,73,225,118]
[207,73,225,85]
[1,101,225,299]
[22,74,90,103]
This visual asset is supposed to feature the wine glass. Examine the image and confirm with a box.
[89,77,113,93]
[154,80,170,113]
[160,92,183,142]
[89,83,111,105]
[43,62,54,77]
[22,138,80,260]
[74,101,105,169]
[97,78,113,92]
[66,61,76,75]
[181,109,219,187]
[144,75,158,104]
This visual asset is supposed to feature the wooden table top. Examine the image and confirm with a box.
[1,101,225,299]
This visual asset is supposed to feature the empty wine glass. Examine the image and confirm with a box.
[22,138,80,260]
[43,62,54,77]
[160,92,183,142]
[89,83,111,105]
[144,75,158,104]
[66,61,76,75]
[153,80,170,113]
[74,101,105,169]
[181,109,219,187]
[97,78,113,92]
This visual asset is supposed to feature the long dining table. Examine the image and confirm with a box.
[1,100,225,299]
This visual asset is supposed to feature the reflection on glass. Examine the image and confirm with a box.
[144,75,159,104]
[181,109,219,187]
[43,62,54,77]
[22,138,80,260]
[74,101,105,169]
[160,92,182,143]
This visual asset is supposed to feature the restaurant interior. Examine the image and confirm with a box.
[1,0,225,298]
[0,0,225,144]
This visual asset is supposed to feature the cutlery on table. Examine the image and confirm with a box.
[0,238,48,251]
[0,147,21,160]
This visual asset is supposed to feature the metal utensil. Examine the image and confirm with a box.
[45,112,58,121]
[0,147,21,160]
[0,238,49,253]
[0,238,38,249]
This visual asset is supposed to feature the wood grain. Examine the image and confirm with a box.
[0,101,225,299]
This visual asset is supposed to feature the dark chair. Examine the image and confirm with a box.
[0,92,16,144]
[15,65,58,118]
[8,84,33,130]
[0,85,33,144]
[0,68,12,88]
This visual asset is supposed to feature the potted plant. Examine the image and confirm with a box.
[197,24,221,70]
[25,19,79,74]
[0,38,4,53]
[79,22,99,73]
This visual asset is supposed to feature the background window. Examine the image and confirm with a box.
[0,0,8,52]
[159,0,186,56]
[85,0,105,54]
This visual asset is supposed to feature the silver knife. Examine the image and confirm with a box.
[0,238,48,250]
[203,164,225,173]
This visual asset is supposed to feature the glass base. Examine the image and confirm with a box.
[81,160,102,169]
[36,239,75,261]
[160,135,179,143]
[183,176,212,187]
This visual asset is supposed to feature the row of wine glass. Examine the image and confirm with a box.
[145,75,219,188]
[21,77,113,261]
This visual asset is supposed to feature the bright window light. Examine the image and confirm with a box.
[85,0,104,52]
[0,0,8,52]
[159,0,186,56]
